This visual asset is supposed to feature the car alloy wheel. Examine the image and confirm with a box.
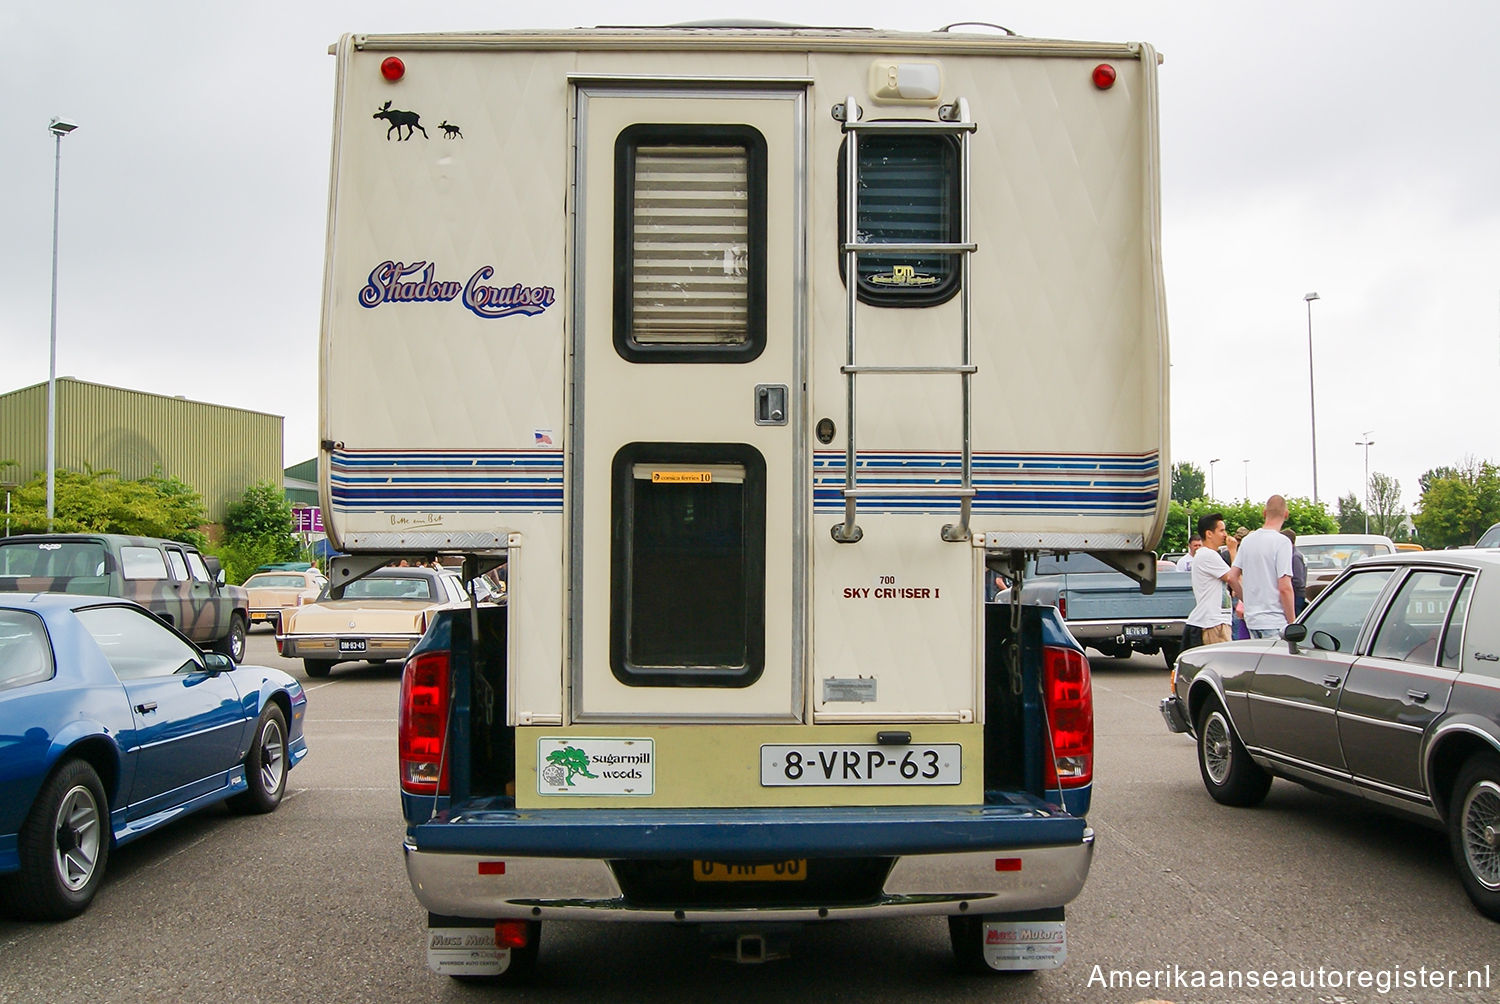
[1202,710,1234,786]
[1461,778,1500,892]
[53,783,103,893]
[257,715,287,796]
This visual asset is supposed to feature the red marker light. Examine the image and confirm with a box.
[381,56,405,82]
[1092,64,1116,90]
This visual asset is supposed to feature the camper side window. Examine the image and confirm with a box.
[838,133,960,306]
[613,124,767,364]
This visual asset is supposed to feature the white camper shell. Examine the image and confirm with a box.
[321,22,1166,977]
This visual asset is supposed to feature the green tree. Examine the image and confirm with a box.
[1336,492,1368,534]
[1414,459,1500,547]
[213,481,298,583]
[1171,462,1205,502]
[4,468,207,546]
[1366,471,1407,539]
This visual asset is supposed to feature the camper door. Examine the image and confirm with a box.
[572,84,805,721]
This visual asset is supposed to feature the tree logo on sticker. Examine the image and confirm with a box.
[543,747,598,787]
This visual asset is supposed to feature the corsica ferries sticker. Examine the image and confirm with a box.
[538,738,654,796]
[359,260,556,319]
[869,264,938,287]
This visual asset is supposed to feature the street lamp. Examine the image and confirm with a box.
[1356,431,1375,533]
[1209,457,1220,500]
[1243,459,1250,501]
[1304,291,1321,503]
[46,117,77,531]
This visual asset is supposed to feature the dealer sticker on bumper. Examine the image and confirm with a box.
[538,738,654,796]
[760,744,960,786]
[982,920,1067,970]
[426,928,509,977]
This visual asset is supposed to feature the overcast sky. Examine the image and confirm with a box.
[4,1,1496,513]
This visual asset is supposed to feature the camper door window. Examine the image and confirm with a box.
[609,443,766,688]
[613,124,767,364]
[838,133,960,307]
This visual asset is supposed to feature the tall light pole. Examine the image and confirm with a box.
[46,117,78,531]
[1209,457,1220,500]
[1356,431,1375,533]
[1304,291,1321,503]
[1243,459,1250,501]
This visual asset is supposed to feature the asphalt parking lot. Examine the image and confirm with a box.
[2,636,1496,1003]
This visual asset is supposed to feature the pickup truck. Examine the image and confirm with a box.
[0,533,250,662]
[398,594,1094,979]
[1007,553,1195,666]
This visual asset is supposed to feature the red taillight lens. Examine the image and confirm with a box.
[1042,645,1093,788]
[494,921,530,949]
[381,56,405,82]
[399,650,451,795]
[1092,63,1116,89]
[1056,595,1067,619]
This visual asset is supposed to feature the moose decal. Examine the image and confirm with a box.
[374,101,428,141]
[440,120,463,139]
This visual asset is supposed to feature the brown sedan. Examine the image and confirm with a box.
[1162,549,1500,921]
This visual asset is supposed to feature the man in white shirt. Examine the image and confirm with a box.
[1175,534,1201,572]
[1228,495,1297,638]
[1184,514,1234,650]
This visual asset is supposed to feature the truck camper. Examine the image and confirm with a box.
[318,21,1168,979]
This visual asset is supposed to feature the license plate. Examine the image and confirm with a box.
[250,612,269,622]
[338,638,367,653]
[1123,624,1151,639]
[760,744,960,786]
[693,860,806,882]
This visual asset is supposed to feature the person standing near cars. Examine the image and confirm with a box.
[1228,495,1297,638]
[1183,514,1234,652]
[1176,534,1202,572]
[1282,527,1308,614]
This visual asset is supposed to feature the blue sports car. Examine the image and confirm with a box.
[0,593,308,919]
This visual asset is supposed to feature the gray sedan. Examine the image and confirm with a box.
[1161,549,1500,922]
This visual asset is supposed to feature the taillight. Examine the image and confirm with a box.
[399,650,451,795]
[1042,645,1093,788]
[1056,595,1067,619]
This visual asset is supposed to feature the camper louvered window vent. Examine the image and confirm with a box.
[839,133,961,307]
[614,125,767,364]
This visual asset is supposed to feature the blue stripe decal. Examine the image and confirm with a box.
[812,451,1159,516]
[328,449,1159,517]
[329,450,564,512]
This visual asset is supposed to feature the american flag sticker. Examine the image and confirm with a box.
[533,429,554,446]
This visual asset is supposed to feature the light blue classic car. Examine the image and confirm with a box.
[0,593,307,919]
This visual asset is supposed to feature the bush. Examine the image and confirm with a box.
[2,468,207,546]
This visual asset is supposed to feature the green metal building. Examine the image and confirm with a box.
[0,378,283,523]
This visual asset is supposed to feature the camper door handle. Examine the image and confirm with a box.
[755,384,789,426]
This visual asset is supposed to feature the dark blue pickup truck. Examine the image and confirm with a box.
[1006,553,1195,667]
[396,596,1095,981]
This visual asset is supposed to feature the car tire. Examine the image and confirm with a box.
[947,915,1037,976]
[229,705,289,815]
[1195,700,1271,807]
[304,659,334,679]
[8,760,111,920]
[215,614,248,664]
[1448,751,1500,920]
[451,922,541,984]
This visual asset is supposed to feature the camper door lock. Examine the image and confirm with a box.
[754,384,789,426]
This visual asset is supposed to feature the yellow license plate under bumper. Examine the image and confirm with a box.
[693,860,806,882]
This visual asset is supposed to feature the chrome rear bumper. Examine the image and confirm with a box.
[403,832,1094,922]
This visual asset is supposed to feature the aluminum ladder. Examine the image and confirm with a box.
[830,96,978,544]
